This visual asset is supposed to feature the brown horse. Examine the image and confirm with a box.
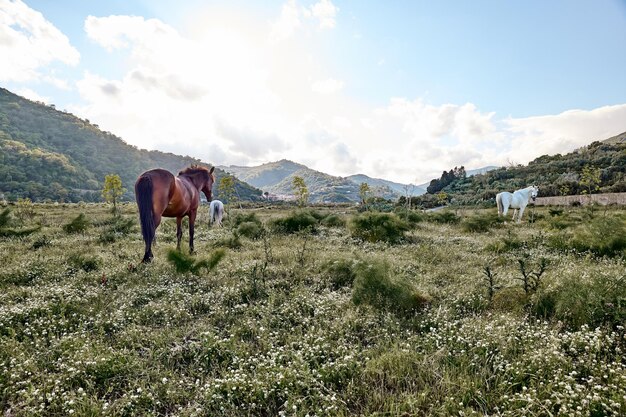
[135,165,215,263]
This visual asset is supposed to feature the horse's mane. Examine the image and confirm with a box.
[178,165,210,176]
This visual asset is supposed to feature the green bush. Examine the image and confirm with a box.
[323,258,357,289]
[230,212,262,228]
[98,217,135,243]
[0,208,11,228]
[321,214,346,228]
[63,213,89,234]
[32,234,51,250]
[570,216,626,257]
[237,221,263,239]
[352,259,430,315]
[461,212,504,233]
[535,273,626,329]
[349,212,409,244]
[68,253,100,272]
[167,248,226,274]
[270,210,318,234]
[486,231,525,253]
[427,210,460,224]
[216,232,242,249]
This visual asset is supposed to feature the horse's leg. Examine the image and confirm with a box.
[189,210,197,254]
[176,216,183,250]
[512,209,518,221]
[517,206,525,223]
[143,214,162,262]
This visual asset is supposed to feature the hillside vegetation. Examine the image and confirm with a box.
[413,132,626,207]
[0,88,261,202]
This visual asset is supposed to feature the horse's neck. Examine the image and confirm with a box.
[180,174,203,190]
[516,189,531,202]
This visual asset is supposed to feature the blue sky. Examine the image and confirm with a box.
[2,0,626,183]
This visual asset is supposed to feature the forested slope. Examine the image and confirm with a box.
[0,88,261,202]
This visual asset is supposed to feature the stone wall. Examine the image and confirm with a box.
[534,192,626,206]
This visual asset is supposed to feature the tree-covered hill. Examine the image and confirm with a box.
[0,88,261,202]
[413,131,626,206]
[221,159,402,203]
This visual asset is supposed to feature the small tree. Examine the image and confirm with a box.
[436,191,448,206]
[580,165,601,195]
[359,182,371,209]
[218,176,237,205]
[15,197,35,225]
[292,176,309,207]
[102,174,125,214]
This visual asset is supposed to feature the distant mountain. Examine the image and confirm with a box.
[0,88,262,202]
[602,131,626,145]
[220,160,502,203]
[220,159,306,189]
[346,174,426,197]
[466,166,498,176]
[221,160,402,202]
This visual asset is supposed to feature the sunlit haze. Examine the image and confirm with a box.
[2,0,626,183]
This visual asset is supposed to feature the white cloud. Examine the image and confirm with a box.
[271,0,338,41]
[311,78,344,94]
[0,0,79,82]
[308,0,338,29]
[64,4,626,186]
[503,104,626,164]
[270,0,301,41]
[16,87,49,103]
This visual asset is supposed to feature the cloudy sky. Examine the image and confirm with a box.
[1,0,626,184]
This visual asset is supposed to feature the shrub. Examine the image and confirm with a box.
[63,213,89,234]
[230,212,262,228]
[539,273,626,329]
[548,208,564,217]
[0,225,40,237]
[323,258,357,289]
[32,235,51,250]
[352,259,430,315]
[461,212,504,233]
[486,230,525,253]
[0,207,39,237]
[349,212,409,244]
[216,232,242,249]
[427,210,460,224]
[167,248,226,274]
[321,214,346,228]
[395,209,425,226]
[270,210,318,234]
[569,216,626,257]
[406,211,425,225]
[0,208,11,228]
[237,221,263,239]
[68,253,100,272]
[98,217,135,243]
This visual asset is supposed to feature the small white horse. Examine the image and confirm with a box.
[209,200,225,227]
[496,186,539,223]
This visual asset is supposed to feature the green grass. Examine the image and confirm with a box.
[0,202,624,416]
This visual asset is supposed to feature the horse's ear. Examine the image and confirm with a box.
[209,166,215,174]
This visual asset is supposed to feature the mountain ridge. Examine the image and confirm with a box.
[0,87,262,202]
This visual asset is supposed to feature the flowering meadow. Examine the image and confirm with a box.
[0,203,624,416]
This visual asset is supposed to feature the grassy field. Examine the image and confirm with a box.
[0,202,625,416]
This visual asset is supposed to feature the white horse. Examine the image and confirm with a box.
[209,200,225,227]
[496,186,539,223]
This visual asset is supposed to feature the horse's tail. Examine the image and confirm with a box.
[135,175,156,248]
[209,202,215,225]
[496,193,502,215]
[217,202,224,226]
